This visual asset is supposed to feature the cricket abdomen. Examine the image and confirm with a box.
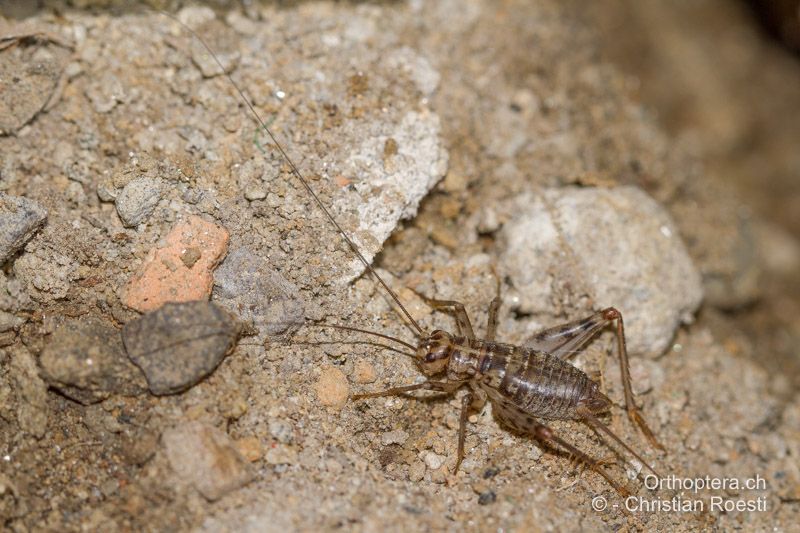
[467,341,598,420]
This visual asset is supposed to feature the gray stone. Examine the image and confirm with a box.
[213,247,304,340]
[39,316,148,404]
[122,302,239,395]
[501,186,703,356]
[243,186,267,201]
[0,193,47,264]
[115,177,163,227]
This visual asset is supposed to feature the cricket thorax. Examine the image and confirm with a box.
[416,331,488,379]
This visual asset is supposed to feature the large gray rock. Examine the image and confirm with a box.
[501,186,703,356]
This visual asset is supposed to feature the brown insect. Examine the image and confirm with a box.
[166,12,663,496]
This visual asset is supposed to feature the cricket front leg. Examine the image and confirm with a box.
[454,391,474,473]
[352,380,462,400]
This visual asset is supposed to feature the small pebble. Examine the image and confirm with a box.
[353,359,377,384]
[212,247,304,340]
[122,215,229,312]
[314,366,350,409]
[180,247,201,268]
[0,193,47,264]
[162,421,254,501]
[122,302,239,395]
[478,490,497,505]
[423,451,445,470]
[408,460,426,482]
[268,418,294,444]
[381,429,409,446]
[244,186,267,201]
[115,177,163,227]
[96,182,117,202]
[234,436,263,462]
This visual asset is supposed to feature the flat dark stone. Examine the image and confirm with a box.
[122,301,239,395]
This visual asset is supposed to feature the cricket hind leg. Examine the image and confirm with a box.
[525,310,612,357]
[485,268,502,342]
[602,307,663,451]
[527,308,663,450]
[492,400,630,497]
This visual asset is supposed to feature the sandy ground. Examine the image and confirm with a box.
[1,1,798,531]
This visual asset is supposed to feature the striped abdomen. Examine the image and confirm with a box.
[449,339,595,420]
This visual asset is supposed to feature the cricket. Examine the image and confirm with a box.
[7,2,795,531]
[166,10,664,497]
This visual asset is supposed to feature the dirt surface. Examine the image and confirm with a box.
[1,1,798,532]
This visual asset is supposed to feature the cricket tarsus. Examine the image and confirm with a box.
[156,9,425,337]
[163,9,662,497]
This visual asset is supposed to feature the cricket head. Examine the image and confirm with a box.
[416,330,454,375]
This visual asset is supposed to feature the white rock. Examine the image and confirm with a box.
[423,450,445,470]
[342,109,448,281]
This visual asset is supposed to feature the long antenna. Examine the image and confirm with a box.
[308,323,417,351]
[159,10,426,337]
